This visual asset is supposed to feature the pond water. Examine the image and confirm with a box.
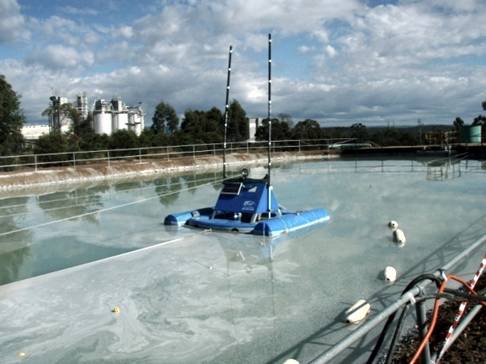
[0,158,485,363]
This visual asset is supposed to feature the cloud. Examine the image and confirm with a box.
[0,0,29,43]
[1,0,486,126]
[60,5,99,16]
[26,45,94,70]
[325,45,337,58]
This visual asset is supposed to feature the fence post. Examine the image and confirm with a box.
[415,296,433,364]
[138,148,142,164]
[73,152,76,169]
[213,144,216,156]
[107,151,110,167]
[298,139,301,152]
[247,141,249,154]
[34,154,38,172]
[167,146,170,161]
[193,145,196,161]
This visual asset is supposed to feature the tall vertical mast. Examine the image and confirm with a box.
[267,33,272,218]
[267,33,272,186]
[222,45,233,179]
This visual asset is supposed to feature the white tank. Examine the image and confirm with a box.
[94,112,112,135]
[116,112,129,131]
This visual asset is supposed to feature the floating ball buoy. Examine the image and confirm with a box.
[388,220,398,229]
[384,266,397,282]
[111,306,121,314]
[282,359,300,364]
[17,352,27,358]
[392,228,406,246]
[345,299,371,324]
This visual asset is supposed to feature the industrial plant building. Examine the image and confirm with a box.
[22,94,145,141]
[93,97,144,136]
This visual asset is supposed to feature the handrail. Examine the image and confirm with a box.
[0,138,352,170]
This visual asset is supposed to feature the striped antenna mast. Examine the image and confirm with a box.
[222,45,233,179]
[267,33,272,217]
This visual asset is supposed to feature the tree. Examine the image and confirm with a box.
[42,100,77,131]
[482,100,486,111]
[228,100,249,141]
[292,119,321,139]
[255,118,291,140]
[151,101,178,134]
[453,117,464,130]
[109,130,139,150]
[0,75,24,155]
[472,115,486,126]
[350,122,368,141]
[180,109,223,143]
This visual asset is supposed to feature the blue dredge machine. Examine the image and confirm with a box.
[164,34,329,236]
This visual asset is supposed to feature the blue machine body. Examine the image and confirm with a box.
[164,176,330,236]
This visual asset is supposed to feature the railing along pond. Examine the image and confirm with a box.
[0,138,354,172]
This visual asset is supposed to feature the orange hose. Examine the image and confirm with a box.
[448,274,476,293]
[448,274,486,305]
[409,279,447,364]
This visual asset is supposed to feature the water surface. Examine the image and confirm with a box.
[0,159,485,363]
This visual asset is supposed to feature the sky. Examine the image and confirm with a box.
[1,0,486,126]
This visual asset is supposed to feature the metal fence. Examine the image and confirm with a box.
[0,138,354,172]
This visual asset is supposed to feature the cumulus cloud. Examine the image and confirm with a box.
[0,0,29,43]
[26,45,94,70]
[1,0,486,125]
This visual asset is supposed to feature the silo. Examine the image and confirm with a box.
[93,99,112,135]
[116,112,129,130]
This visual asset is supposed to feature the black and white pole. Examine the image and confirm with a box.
[222,45,233,179]
[267,33,272,217]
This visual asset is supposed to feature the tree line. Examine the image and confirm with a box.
[2,74,486,158]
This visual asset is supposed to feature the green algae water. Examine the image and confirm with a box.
[0,159,485,363]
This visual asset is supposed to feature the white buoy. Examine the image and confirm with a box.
[282,359,300,364]
[384,266,397,282]
[392,228,406,246]
[388,220,398,229]
[345,299,371,324]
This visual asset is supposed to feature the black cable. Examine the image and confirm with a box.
[384,287,486,363]
[385,304,410,364]
[366,274,443,364]
[443,288,486,303]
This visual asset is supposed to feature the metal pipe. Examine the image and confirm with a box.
[309,233,486,364]
[435,304,483,361]
[267,33,272,219]
[415,299,432,364]
[222,45,232,179]
[267,33,272,187]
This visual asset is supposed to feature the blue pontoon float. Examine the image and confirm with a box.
[164,34,329,236]
[164,174,329,236]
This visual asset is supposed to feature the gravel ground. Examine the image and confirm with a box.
[390,274,485,363]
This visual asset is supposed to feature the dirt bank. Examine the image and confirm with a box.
[0,151,333,193]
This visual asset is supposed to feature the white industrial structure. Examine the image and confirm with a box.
[93,97,144,136]
[248,118,258,142]
[21,124,50,140]
[76,93,88,120]
[49,96,73,133]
